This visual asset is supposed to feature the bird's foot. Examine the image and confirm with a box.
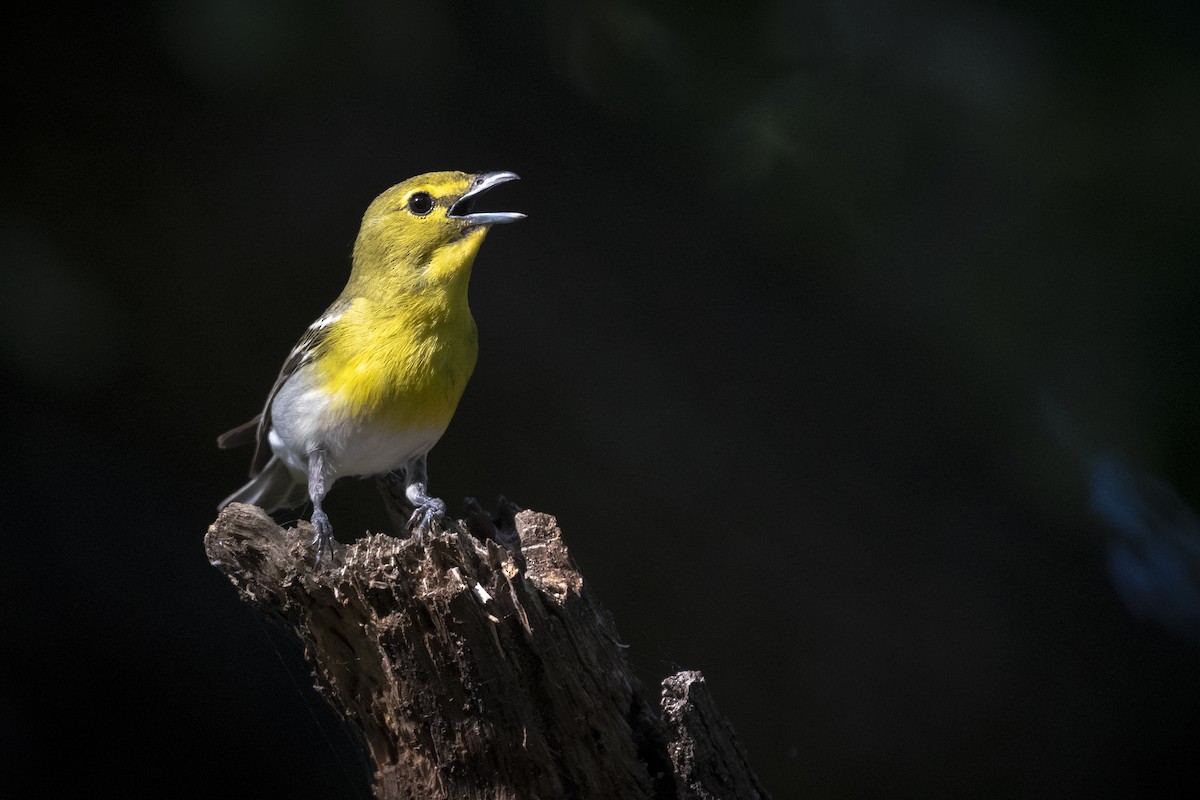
[310,508,334,564]
[406,496,446,544]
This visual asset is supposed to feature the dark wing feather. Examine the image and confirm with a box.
[246,320,335,475]
[218,307,342,477]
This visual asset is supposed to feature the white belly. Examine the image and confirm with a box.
[268,377,445,480]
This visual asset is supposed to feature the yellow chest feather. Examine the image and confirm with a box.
[316,296,478,431]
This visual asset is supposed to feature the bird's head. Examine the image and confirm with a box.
[349,171,524,295]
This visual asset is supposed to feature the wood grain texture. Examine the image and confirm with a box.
[204,500,770,800]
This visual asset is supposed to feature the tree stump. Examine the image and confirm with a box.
[204,499,771,800]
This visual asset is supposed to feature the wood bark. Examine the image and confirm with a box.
[204,498,770,800]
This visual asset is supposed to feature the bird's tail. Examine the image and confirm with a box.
[219,455,308,513]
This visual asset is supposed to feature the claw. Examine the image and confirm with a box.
[311,508,334,564]
[405,497,446,543]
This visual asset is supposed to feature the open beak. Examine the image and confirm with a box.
[448,171,526,225]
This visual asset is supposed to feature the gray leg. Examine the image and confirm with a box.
[403,454,446,541]
[307,448,335,561]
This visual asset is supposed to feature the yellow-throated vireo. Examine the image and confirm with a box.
[218,171,524,558]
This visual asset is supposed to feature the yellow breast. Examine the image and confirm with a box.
[316,295,478,432]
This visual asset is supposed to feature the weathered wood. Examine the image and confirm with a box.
[662,672,773,800]
[204,500,770,800]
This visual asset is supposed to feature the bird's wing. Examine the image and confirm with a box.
[218,305,345,477]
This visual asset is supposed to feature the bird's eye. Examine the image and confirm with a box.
[407,192,434,216]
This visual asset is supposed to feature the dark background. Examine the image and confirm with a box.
[3,1,1199,797]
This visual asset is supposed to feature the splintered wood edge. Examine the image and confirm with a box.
[662,671,773,800]
[202,503,584,600]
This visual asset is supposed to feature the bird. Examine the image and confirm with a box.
[217,170,524,559]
